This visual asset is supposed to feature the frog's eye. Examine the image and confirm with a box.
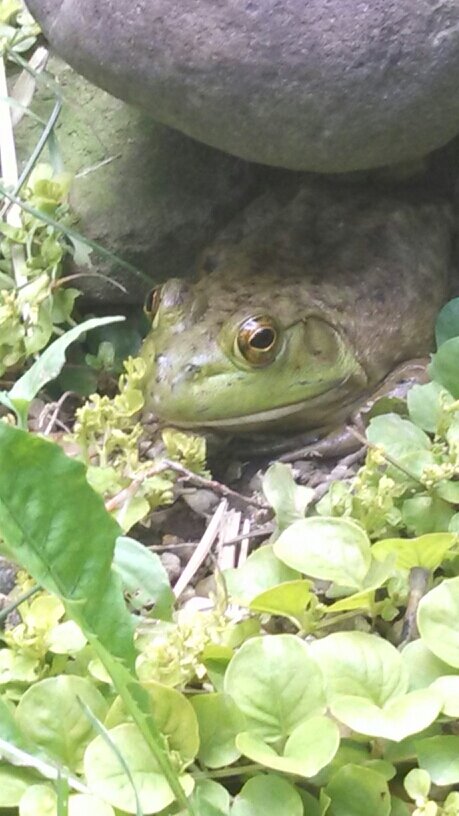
[144,286,162,319]
[237,316,279,366]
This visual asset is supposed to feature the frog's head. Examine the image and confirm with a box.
[140,271,368,435]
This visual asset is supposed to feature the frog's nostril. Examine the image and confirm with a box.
[184,363,201,376]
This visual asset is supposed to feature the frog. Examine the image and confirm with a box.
[140,181,453,454]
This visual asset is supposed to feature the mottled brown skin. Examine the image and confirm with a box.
[141,182,452,446]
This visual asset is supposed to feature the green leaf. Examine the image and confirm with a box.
[429,675,459,717]
[113,536,174,620]
[262,463,314,532]
[223,545,299,604]
[416,735,459,785]
[401,639,457,691]
[236,715,340,777]
[231,774,303,816]
[19,784,57,816]
[249,580,314,627]
[191,692,245,768]
[310,631,408,704]
[401,495,454,536]
[407,381,450,433]
[273,517,371,589]
[435,297,459,347]
[371,533,456,571]
[367,414,434,480]
[223,635,325,741]
[330,687,441,741]
[0,767,39,807]
[325,765,391,816]
[15,676,107,770]
[417,576,459,667]
[0,425,136,667]
[147,681,199,768]
[67,793,116,816]
[177,780,230,816]
[84,723,194,813]
[4,316,124,427]
[429,337,459,398]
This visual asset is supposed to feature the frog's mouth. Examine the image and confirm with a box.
[161,374,361,432]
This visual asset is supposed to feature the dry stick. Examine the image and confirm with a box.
[173,499,228,599]
[398,566,430,648]
[162,459,270,510]
[0,53,28,296]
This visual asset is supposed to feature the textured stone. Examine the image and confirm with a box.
[25,0,459,172]
[15,58,259,302]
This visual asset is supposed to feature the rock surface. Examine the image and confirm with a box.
[15,58,259,302]
[26,0,459,172]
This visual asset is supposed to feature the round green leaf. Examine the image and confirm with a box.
[367,414,434,480]
[407,381,448,433]
[16,675,108,770]
[325,764,391,816]
[148,680,199,767]
[430,676,459,717]
[435,297,459,347]
[429,337,459,398]
[416,735,459,785]
[273,517,371,588]
[330,688,441,741]
[236,716,339,778]
[403,768,431,802]
[68,794,115,816]
[418,577,459,667]
[191,692,245,768]
[401,640,457,691]
[262,462,314,531]
[19,784,56,816]
[223,545,299,604]
[84,723,194,814]
[178,780,230,816]
[0,767,38,807]
[231,774,303,816]
[249,580,313,625]
[224,635,325,741]
[310,631,408,704]
[371,533,455,571]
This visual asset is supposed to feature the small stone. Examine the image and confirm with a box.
[159,552,182,583]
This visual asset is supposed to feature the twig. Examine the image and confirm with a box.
[173,499,228,599]
[398,567,430,648]
[41,391,73,435]
[162,459,270,509]
[0,53,28,294]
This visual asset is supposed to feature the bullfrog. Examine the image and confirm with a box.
[140,182,452,452]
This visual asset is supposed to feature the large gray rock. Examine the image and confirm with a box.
[25,0,459,172]
[15,59,259,302]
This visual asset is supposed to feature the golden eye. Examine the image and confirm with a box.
[144,286,162,319]
[237,316,279,366]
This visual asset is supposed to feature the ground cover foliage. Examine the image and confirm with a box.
[4,2,459,815]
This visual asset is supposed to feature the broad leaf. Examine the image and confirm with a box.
[0,425,135,666]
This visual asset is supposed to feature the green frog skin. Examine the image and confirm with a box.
[140,183,452,446]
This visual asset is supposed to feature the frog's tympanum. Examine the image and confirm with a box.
[140,184,452,448]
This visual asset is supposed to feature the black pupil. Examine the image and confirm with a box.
[250,327,275,350]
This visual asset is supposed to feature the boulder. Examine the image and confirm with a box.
[15,58,259,302]
[25,0,459,172]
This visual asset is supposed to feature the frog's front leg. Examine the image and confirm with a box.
[278,358,429,463]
